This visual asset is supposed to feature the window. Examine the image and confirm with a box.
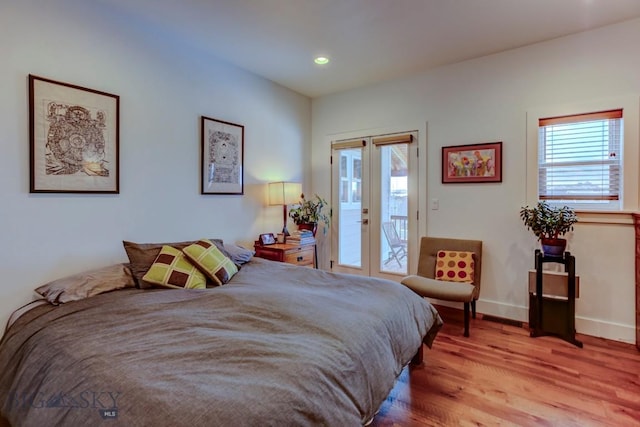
[527,96,639,218]
[538,109,622,210]
[338,151,363,204]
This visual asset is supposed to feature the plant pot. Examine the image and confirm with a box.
[541,238,566,258]
[297,222,317,237]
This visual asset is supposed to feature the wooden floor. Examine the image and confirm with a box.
[371,305,640,427]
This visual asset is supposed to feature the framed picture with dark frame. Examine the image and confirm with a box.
[29,74,120,193]
[259,233,276,246]
[201,116,244,195]
[442,141,502,184]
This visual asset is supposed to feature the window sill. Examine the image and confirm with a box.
[574,210,637,225]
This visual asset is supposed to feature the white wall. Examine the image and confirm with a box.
[0,0,311,328]
[312,19,640,343]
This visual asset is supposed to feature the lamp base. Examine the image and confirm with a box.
[282,204,290,237]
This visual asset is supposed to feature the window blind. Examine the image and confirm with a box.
[538,109,622,205]
[331,139,366,150]
[371,133,413,146]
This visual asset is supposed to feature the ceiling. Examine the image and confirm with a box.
[98,0,640,98]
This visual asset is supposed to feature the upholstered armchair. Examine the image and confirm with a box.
[401,236,483,337]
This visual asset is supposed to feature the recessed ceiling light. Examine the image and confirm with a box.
[314,56,330,65]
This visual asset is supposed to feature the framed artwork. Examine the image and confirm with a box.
[259,233,276,245]
[29,75,120,193]
[442,141,502,184]
[201,116,244,195]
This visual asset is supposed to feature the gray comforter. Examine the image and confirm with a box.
[0,258,442,427]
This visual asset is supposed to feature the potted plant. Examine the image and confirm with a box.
[289,193,331,236]
[519,201,578,257]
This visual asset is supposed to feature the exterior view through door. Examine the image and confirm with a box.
[331,131,418,281]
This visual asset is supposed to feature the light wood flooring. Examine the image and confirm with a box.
[371,305,640,427]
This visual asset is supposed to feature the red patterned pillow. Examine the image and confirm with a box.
[436,250,475,283]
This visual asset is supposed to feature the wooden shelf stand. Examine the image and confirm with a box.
[529,249,583,348]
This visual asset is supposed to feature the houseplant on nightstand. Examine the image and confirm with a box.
[288,193,331,236]
[520,201,578,257]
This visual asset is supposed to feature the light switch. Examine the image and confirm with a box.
[431,198,439,210]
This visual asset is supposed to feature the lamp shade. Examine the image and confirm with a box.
[268,182,301,206]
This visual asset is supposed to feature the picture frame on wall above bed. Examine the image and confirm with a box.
[29,74,120,193]
[442,141,502,184]
[201,116,244,195]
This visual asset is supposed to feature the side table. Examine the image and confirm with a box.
[254,242,316,268]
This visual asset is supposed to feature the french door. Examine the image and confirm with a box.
[330,131,418,280]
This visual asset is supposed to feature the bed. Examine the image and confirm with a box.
[0,254,442,426]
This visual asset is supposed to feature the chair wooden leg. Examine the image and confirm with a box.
[471,299,477,319]
[463,302,470,337]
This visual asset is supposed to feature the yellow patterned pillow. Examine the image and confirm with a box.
[142,245,206,289]
[435,250,475,283]
[183,239,238,286]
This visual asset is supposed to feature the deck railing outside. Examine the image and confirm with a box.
[390,215,408,243]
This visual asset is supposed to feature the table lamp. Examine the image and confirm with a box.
[268,182,302,237]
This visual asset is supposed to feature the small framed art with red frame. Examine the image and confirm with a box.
[442,141,502,184]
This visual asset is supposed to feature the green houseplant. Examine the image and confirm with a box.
[289,193,331,236]
[519,201,578,257]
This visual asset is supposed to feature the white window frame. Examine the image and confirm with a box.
[526,96,639,222]
[538,109,622,210]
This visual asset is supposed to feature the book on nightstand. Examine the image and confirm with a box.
[287,230,315,245]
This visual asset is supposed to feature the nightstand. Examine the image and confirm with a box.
[254,242,316,268]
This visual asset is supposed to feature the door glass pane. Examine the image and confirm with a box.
[352,158,362,202]
[338,148,362,267]
[380,144,408,274]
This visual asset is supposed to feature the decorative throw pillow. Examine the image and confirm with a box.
[183,239,238,286]
[435,250,475,283]
[35,263,135,305]
[142,245,207,289]
[223,243,254,266]
[123,238,226,288]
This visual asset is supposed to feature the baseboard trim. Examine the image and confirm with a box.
[429,297,636,345]
[575,316,636,344]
